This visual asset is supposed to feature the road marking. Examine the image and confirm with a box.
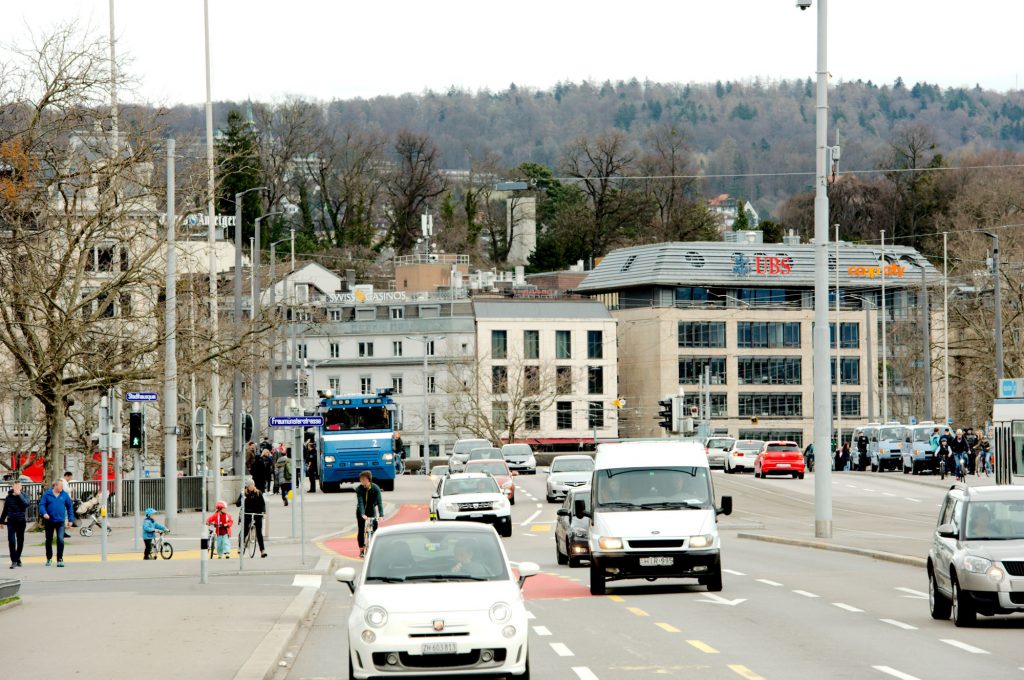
[904,497,922,503]
[873,666,922,680]
[686,640,718,654]
[550,642,574,657]
[607,595,625,602]
[536,503,543,508]
[292,574,322,588]
[729,666,766,680]
[894,587,927,599]
[756,578,783,587]
[863,488,877,492]
[572,667,599,680]
[530,524,551,532]
[880,618,917,630]
[846,484,857,488]
[792,589,819,598]
[520,510,541,526]
[833,602,864,612]
[532,626,552,636]
[698,593,746,606]
[526,610,535,620]
[940,639,989,654]
[882,492,896,497]
[724,568,746,576]
[655,622,680,633]
[626,606,649,617]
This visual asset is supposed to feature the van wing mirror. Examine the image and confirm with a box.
[574,498,589,520]
[718,495,733,516]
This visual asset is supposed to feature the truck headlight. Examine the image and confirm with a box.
[688,534,714,549]
[323,456,335,464]
[598,537,623,550]
[963,556,992,574]
[383,453,394,462]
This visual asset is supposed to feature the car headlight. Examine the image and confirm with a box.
[598,536,623,550]
[527,457,536,466]
[445,503,459,513]
[489,602,511,623]
[364,606,388,628]
[688,534,714,549]
[963,555,993,574]
[323,455,335,464]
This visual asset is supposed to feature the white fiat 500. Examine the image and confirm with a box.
[336,522,539,679]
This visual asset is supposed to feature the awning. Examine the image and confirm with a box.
[510,438,594,446]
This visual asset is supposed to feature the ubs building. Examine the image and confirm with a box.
[577,236,942,445]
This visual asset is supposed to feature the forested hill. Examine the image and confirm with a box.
[165,77,1024,214]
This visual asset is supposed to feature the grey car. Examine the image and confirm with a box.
[704,437,735,468]
[928,485,1024,626]
[545,455,594,503]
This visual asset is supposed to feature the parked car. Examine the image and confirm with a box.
[335,521,538,679]
[928,484,1024,627]
[501,443,537,474]
[430,473,513,537]
[464,459,517,504]
[724,440,763,474]
[428,465,449,483]
[704,436,736,468]
[754,441,806,479]
[448,438,490,473]
[555,487,591,568]
[545,455,594,503]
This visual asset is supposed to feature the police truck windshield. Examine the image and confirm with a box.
[324,407,389,431]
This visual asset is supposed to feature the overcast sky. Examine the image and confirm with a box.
[4,1,1023,105]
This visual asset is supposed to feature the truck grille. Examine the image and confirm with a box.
[1003,560,1024,577]
[457,502,493,511]
[627,539,685,549]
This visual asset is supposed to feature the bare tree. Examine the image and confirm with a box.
[638,123,717,241]
[384,130,448,254]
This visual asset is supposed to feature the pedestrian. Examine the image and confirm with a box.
[856,432,869,471]
[252,447,270,493]
[980,439,993,476]
[39,479,75,567]
[0,480,29,568]
[245,440,257,475]
[834,445,843,472]
[142,508,167,560]
[275,449,293,507]
[236,479,267,558]
[355,470,383,559]
[840,442,851,471]
[205,500,233,559]
[304,439,318,493]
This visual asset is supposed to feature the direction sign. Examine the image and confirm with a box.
[126,392,158,402]
[269,416,324,428]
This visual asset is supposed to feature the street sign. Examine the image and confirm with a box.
[269,416,324,427]
[144,469,150,478]
[126,392,158,402]
[909,416,918,425]
[999,378,1024,399]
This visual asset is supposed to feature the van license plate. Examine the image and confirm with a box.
[639,556,673,566]
[422,642,457,655]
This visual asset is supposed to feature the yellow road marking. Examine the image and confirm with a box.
[729,664,766,680]
[607,595,625,602]
[626,606,649,617]
[21,548,236,564]
[529,524,551,532]
[686,640,719,654]
[655,622,680,633]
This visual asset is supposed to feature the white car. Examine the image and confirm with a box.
[449,439,491,473]
[336,521,538,679]
[501,443,537,474]
[545,455,595,503]
[431,473,513,537]
[724,439,764,474]
[703,436,736,468]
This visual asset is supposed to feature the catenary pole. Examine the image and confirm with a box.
[921,264,933,420]
[835,223,842,455]
[164,138,178,532]
[203,0,222,507]
[943,232,950,425]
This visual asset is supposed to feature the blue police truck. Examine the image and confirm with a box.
[317,390,399,492]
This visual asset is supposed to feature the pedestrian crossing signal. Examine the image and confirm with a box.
[129,412,143,449]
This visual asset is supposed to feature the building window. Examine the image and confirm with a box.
[588,401,605,429]
[360,377,372,394]
[329,342,340,359]
[832,393,862,417]
[524,330,539,359]
[674,286,709,303]
[587,366,604,395]
[390,307,404,320]
[329,309,341,321]
[426,375,436,394]
[492,366,508,394]
[831,357,860,385]
[678,358,726,385]
[680,393,728,418]
[426,340,435,356]
[737,357,802,385]
[524,403,540,430]
[556,366,572,394]
[295,309,312,322]
[677,322,726,348]
[358,342,373,358]
[524,366,540,395]
[492,401,508,430]
[739,429,804,446]
[391,376,403,394]
[14,396,33,429]
[328,377,340,391]
[297,343,308,360]
[491,330,507,359]
[737,322,801,349]
[556,330,572,359]
[556,401,572,430]
[428,411,437,429]
[587,330,604,359]
[738,393,803,418]
[294,379,309,397]
[354,307,376,321]
[393,340,403,357]
[119,292,132,317]
[830,322,860,349]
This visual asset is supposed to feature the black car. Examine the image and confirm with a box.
[555,487,591,568]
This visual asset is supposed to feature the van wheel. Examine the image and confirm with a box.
[589,561,606,595]
[378,478,395,492]
[703,567,723,592]
[929,567,951,620]
[952,576,976,627]
[556,542,568,565]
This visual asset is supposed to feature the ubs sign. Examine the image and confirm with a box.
[734,254,793,277]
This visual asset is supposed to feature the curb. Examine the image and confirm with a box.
[234,586,320,680]
[735,532,927,568]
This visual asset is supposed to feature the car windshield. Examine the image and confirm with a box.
[707,439,734,449]
[963,500,1024,540]
[502,445,532,457]
[551,458,594,473]
[594,467,712,510]
[323,407,390,431]
[879,427,906,441]
[736,440,762,450]
[469,448,502,460]
[364,532,509,582]
[766,444,798,452]
[913,427,934,443]
[431,466,449,476]
[443,477,500,495]
[466,461,509,476]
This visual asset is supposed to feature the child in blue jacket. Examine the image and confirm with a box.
[142,508,167,560]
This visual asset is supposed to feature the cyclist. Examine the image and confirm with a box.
[236,479,267,558]
[142,508,167,560]
[206,500,234,559]
[936,437,953,479]
[950,429,970,482]
[355,471,383,558]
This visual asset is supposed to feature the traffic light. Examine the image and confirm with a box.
[129,412,143,449]
[658,398,674,431]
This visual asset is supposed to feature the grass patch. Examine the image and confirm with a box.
[0,596,21,607]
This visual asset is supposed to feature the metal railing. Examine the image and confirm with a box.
[2,477,206,522]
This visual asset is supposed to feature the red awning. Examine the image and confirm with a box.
[513,438,593,445]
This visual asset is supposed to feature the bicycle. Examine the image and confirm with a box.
[939,456,947,480]
[152,529,174,560]
[394,456,406,476]
[239,512,265,558]
[363,514,379,553]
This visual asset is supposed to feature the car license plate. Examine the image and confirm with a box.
[470,513,483,518]
[639,556,674,566]
[777,463,790,468]
[422,642,457,655]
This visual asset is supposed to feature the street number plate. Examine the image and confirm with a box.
[639,556,674,566]
[422,642,457,655]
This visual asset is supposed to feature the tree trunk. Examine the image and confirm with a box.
[42,395,66,487]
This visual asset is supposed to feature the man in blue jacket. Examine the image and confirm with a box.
[0,480,29,568]
[39,479,75,567]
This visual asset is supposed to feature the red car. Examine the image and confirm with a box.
[754,441,806,479]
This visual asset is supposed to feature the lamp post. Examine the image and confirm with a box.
[268,238,289,444]
[406,335,444,474]
[881,229,888,423]
[250,211,283,445]
[834,224,842,453]
[983,232,1004,384]
[943,232,950,425]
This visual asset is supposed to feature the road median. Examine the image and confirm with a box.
[736,531,927,567]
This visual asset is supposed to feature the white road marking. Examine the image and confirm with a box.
[526,610,535,620]
[724,569,746,576]
[894,587,928,599]
[698,593,746,606]
[882,492,896,497]
[940,639,989,654]
[756,578,783,587]
[880,618,917,630]
[792,590,819,598]
[550,642,574,657]
[846,484,857,488]
[904,497,922,503]
[873,666,922,680]
[291,574,322,588]
[520,510,541,526]
[832,602,864,612]
[536,503,543,508]
[532,626,552,636]
[572,667,600,680]
[862,488,877,492]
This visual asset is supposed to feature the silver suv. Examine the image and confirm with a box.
[928,485,1024,627]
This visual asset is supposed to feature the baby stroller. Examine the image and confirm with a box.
[77,492,111,537]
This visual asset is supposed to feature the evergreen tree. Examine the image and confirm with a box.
[732,199,750,230]
[215,109,263,244]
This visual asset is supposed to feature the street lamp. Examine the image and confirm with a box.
[983,232,1004,385]
[267,238,291,444]
[249,211,283,443]
[406,334,445,475]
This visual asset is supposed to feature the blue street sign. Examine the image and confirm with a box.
[144,469,150,478]
[269,416,324,427]
[126,392,158,402]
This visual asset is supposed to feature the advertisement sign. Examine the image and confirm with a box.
[847,264,905,279]
[733,254,793,277]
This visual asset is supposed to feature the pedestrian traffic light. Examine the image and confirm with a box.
[658,398,674,431]
[129,411,143,449]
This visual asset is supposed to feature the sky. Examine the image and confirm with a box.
[3,1,1023,105]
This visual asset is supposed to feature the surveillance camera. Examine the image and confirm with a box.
[796,0,811,9]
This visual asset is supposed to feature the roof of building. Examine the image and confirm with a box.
[472,299,612,320]
[576,240,941,292]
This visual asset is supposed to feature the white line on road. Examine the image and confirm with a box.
[526,610,535,620]
[536,503,543,508]
[572,667,599,680]
[724,569,746,576]
[882,492,896,497]
[550,642,574,657]
[532,626,552,636]
[833,602,864,612]
[862,488,877,492]
[940,639,989,654]
[846,484,857,488]
[520,510,541,526]
[880,618,917,630]
[904,497,922,503]
[873,666,922,680]
[291,574,322,588]
[894,587,928,599]
[792,590,819,598]
[756,578,783,587]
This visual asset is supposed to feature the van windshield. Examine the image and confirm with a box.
[324,407,390,431]
[594,467,712,510]
[913,427,933,443]
[879,427,905,442]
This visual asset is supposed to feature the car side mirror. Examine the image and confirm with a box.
[574,498,589,520]
[556,508,569,517]
[516,561,539,588]
[718,496,733,516]
[937,523,957,539]
[335,567,356,594]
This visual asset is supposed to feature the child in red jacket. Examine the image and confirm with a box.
[206,500,233,558]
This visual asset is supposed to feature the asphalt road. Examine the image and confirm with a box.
[284,468,1024,680]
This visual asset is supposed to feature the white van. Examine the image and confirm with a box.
[574,440,733,596]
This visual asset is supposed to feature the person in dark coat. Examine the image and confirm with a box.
[236,479,267,558]
[304,439,318,493]
[0,480,29,568]
[252,447,271,493]
[856,433,869,471]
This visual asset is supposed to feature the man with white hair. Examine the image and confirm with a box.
[39,479,75,567]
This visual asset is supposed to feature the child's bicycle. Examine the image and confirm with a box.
[152,529,174,560]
